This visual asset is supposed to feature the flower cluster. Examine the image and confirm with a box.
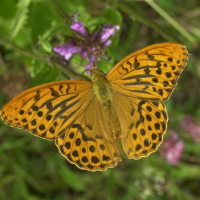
[160,130,184,165]
[54,18,119,75]
[180,114,200,143]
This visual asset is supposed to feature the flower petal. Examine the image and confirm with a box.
[81,50,88,58]
[70,21,88,37]
[54,43,81,60]
[53,46,61,53]
[100,25,120,43]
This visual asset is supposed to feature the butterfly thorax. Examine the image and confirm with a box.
[91,68,122,139]
[91,68,112,111]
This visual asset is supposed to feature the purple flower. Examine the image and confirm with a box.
[54,15,120,74]
[100,25,120,44]
[104,40,111,46]
[54,42,81,60]
[84,55,96,75]
[81,50,87,58]
[70,22,88,37]
[180,115,200,143]
[160,130,184,165]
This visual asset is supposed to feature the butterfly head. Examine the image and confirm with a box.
[91,67,106,82]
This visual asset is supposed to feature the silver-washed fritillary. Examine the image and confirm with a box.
[1,42,188,171]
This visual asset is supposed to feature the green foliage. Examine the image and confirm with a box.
[28,66,60,88]
[10,0,31,40]
[102,8,123,25]
[0,0,200,200]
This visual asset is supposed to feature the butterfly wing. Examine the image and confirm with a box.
[55,97,123,171]
[0,80,92,140]
[107,42,188,159]
[1,80,122,171]
[107,42,188,101]
[112,92,167,159]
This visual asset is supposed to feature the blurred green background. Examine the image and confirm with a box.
[0,0,200,199]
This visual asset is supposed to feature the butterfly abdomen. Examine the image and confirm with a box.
[91,68,122,139]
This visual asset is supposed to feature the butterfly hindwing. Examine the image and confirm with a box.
[55,97,123,171]
[1,81,92,140]
[112,92,167,159]
[107,42,188,101]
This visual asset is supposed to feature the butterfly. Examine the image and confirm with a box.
[0,42,188,171]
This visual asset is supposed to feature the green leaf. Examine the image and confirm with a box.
[55,0,90,22]
[0,18,12,37]
[29,1,61,43]
[10,0,31,39]
[28,66,60,88]
[98,57,113,73]
[42,21,63,40]
[38,35,52,53]
[32,48,50,56]
[12,27,32,48]
[30,60,46,77]
[0,0,16,19]
[101,8,123,25]
[85,17,102,31]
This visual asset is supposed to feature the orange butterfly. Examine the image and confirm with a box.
[0,42,188,171]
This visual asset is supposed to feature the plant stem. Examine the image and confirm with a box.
[112,2,182,43]
[0,37,90,81]
[146,0,196,44]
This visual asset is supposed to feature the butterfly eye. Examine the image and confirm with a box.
[99,71,105,76]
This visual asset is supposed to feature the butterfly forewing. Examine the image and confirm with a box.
[1,81,92,139]
[55,97,123,171]
[107,42,188,101]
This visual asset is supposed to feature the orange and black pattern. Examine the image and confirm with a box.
[1,42,188,171]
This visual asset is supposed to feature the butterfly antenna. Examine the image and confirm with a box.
[81,60,97,75]
[93,61,97,68]
[82,68,91,75]
[52,51,84,67]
